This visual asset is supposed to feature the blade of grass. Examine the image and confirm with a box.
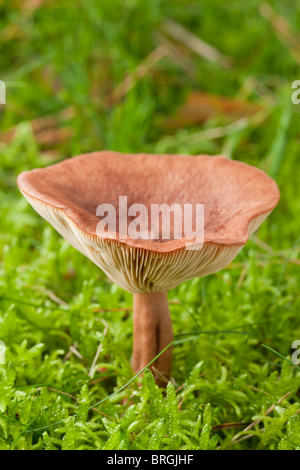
[25,341,174,433]
[261,343,300,372]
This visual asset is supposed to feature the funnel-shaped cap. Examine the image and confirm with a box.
[17,152,280,293]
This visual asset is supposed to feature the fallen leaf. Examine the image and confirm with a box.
[165,92,262,129]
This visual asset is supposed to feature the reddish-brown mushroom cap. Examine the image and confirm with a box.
[17,151,279,292]
[17,151,280,385]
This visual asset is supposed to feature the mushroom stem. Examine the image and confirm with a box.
[131,291,173,386]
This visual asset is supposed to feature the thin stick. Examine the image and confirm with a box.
[161,19,233,68]
[231,392,291,442]
[46,387,114,419]
[89,320,108,377]
[109,45,168,104]
[259,3,300,65]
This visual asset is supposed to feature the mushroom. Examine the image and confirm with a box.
[17,152,280,386]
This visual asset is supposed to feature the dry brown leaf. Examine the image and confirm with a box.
[165,92,262,129]
[0,107,75,147]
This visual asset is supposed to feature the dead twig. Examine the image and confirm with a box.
[230,392,291,443]
[154,32,197,76]
[161,19,233,68]
[232,376,269,396]
[45,387,115,419]
[108,45,169,105]
[253,236,300,266]
[213,422,251,431]
[93,307,131,313]
[89,320,109,377]
[26,284,68,307]
[236,263,249,290]
[63,343,84,362]
[259,3,300,66]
